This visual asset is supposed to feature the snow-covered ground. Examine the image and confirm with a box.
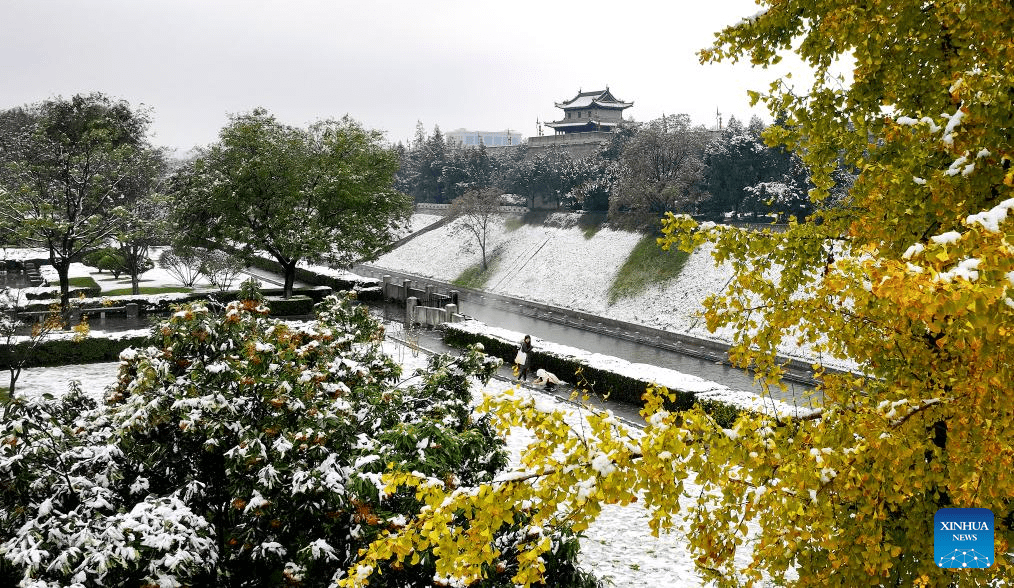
[371,212,859,372]
[449,319,815,420]
[372,212,736,345]
[399,212,444,237]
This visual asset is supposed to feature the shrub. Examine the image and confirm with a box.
[159,246,206,287]
[263,295,314,316]
[0,294,598,587]
[0,333,149,369]
[199,249,243,291]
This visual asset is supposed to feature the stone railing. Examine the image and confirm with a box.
[406,298,466,328]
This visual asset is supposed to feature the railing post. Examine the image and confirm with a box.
[406,296,418,326]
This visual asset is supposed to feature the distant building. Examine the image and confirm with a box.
[446,128,525,148]
[545,88,633,134]
[528,87,633,158]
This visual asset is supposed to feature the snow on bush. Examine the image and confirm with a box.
[0,293,599,587]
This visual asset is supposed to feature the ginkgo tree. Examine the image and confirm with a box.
[343,1,1013,586]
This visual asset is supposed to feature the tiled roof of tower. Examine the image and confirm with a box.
[544,119,619,129]
[554,88,633,110]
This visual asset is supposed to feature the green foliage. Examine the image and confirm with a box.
[608,115,711,230]
[442,323,741,427]
[84,246,123,274]
[345,3,1014,586]
[648,0,1014,584]
[262,295,314,316]
[102,286,191,296]
[0,93,162,312]
[503,216,525,232]
[452,264,494,289]
[237,277,265,303]
[24,284,101,300]
[607,233,691,304]
[0,332,149,369]
[85,244,159,291]
[67,276,101,291]
[452,250,501,289]
[243,253,384,302]
[578,212,608,239]
[1,295,599,587]
[170,109,412,298]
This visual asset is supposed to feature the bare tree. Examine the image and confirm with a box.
[449,188,502,271]
[199,249,243,292]
[158,246,206,288]
[0,289,62,396]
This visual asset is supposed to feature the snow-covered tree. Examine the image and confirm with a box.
[609,114,712,229]
[0,93,163,313]
[170,109,412,298]
[0,293,597,587]
[340,1,1014,586]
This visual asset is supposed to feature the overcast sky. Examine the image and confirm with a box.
[2,0,793,153]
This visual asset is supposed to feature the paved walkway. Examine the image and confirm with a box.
[384,327,648,428]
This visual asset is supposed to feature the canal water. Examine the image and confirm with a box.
[373,299,815,406]
[18,295,815,406]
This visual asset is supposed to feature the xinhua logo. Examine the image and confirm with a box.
[935,508,994,569]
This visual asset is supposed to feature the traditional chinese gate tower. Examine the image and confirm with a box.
[528,87,633,159]
[544,88,633,135]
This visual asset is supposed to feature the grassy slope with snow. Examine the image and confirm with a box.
[372,212,735,343]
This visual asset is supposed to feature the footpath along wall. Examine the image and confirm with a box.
[442,319,816,427]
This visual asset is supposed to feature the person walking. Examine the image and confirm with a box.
[515,335,533,381]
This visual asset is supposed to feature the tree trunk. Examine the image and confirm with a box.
[7,367,21,397]
[55,259,72,317]
[283,262,297,299]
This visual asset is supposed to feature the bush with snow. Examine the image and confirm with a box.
[0,293,598,587]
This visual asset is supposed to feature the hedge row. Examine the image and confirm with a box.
[443,324,742,428]
[1,333,150,370]
[15,287,333,317]
[245,255,384,302]
[263,295,314,316]
[24,285,102,301]
[2,295,339,370]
